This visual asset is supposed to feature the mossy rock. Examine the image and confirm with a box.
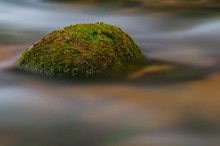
[17,22,143,77]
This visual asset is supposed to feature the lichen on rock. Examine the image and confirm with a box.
[17,22,143,77]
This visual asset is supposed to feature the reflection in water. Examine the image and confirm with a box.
[0,0,220,146]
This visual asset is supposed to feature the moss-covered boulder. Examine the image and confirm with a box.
[17,22,143,77]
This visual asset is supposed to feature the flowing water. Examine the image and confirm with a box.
[0,0,220,146]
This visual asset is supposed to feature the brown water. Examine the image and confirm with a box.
[0,0,220,146]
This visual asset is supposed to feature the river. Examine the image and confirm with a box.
[0,0,220,146]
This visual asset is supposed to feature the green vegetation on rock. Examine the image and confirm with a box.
[17,22,143,77]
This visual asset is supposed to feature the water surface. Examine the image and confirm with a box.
[0,0,220,146]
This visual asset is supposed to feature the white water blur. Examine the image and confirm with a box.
[0,0,220,146]
[1,0,220,67]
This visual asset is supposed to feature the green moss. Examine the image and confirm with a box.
[17,22,143,77]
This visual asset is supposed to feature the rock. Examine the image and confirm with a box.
[17,22,143,77]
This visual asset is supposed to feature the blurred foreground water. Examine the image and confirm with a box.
[0,0,220,146]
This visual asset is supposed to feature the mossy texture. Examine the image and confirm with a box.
[17,22,143,77]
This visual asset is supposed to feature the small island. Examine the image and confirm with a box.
[17,22,143,77]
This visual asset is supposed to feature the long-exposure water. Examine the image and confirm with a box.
[0,0,220,146]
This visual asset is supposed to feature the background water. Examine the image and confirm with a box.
[0,0,220,146]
